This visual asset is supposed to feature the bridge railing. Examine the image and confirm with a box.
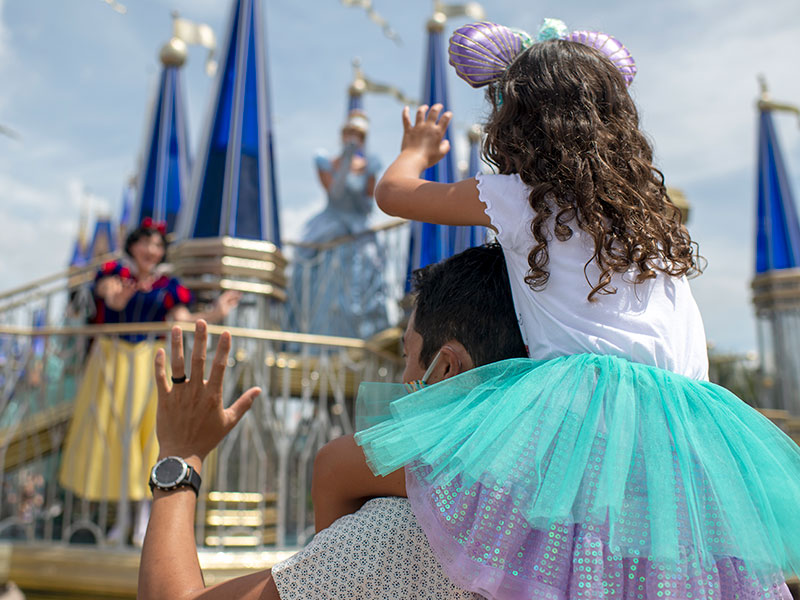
[282,219,410,338]
[0,321,400,550]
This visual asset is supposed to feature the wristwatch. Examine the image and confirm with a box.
[149,456,202,496]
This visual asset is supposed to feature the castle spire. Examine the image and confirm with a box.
[406,3,485,287]
[176,0,281,245]
[755,91,800,273]
[132,35,192,234]
[751,79,800,414]
[453,123,485,252]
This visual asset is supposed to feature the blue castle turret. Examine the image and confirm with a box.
[751,82,800,414]
[176,0,280,245]
[131,37,192,234]
[86,216,116,260]
[69,209,89,269]
[405,14,457,287]
[405,5,484,288]
[172,0,286,313]
[755,112,800,273]
[453,123,486,251]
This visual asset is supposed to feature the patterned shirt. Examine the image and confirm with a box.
[272,497,483,600]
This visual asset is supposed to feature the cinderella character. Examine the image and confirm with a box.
[289,110,389,340]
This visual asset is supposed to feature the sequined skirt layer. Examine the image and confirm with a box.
[354,355,800,600]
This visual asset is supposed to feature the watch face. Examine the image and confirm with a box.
[153,457,187,487]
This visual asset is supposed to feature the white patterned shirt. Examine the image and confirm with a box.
[272,497,483,599]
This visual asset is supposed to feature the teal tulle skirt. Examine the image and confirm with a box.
[354,355,799,600]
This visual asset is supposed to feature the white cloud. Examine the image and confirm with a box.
[636,1,800,184]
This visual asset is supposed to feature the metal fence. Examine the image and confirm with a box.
[0,227,406,551]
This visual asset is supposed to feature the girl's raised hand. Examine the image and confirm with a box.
[400,104,453,169]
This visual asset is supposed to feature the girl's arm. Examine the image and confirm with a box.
[311,434,406,532]
[375,104,492,230]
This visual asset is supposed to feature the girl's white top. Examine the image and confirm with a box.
[477,173,709,381]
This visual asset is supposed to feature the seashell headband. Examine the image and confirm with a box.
[448,18,637,89]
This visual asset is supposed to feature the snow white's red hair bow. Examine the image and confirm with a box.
[141,217,167,235]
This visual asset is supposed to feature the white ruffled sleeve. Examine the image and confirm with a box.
[475,172,533,252]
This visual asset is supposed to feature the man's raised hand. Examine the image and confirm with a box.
[153,319,261,462]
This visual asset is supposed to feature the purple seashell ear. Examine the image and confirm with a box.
[564,30,637,85]
[448,22,523,88]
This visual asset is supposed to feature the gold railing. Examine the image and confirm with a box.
[0,321,399,551]
[0,220,409,597]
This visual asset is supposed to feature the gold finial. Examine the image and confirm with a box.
[467,123,482,143]
[347,58,416,106]
[428,1,486,31]
[758,74,769,102]
[349,57,367,97]
[757,76,800,126]
[427,11,447,32]
[159,37,188,68]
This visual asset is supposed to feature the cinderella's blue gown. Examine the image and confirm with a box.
[288,144,389,340]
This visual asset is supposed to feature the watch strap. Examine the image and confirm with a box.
[183,466,202,496]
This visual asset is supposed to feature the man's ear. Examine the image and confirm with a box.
[431,341,474,383]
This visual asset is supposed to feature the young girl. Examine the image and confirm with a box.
[314,19,800,600]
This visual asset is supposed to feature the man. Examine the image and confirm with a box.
[138,243,527,599]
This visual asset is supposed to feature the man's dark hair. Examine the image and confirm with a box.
[412,243,527,368]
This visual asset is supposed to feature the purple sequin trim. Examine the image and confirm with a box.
[407,471,792,600]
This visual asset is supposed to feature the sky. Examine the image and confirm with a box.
[0,0,799,354]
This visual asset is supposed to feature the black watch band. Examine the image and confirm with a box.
[149,457,202,496]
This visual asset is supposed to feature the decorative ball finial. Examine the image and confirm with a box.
[427,11,447,33]
[349,78,367,96]
[467,123,482,143]
[159,37,188,68]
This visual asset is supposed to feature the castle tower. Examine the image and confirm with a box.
[405,3,485,286]
[87,215,116,260]
[68,208,89,269]
[453,123,486,251]
[172,0,286,313]
[751,83,800,414]
[176,0,280,244]
[405,11,458,284]
[131,37,192,234]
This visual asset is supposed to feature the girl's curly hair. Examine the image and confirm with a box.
[483,39,700,301]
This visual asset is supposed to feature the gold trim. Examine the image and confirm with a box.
[174,256,287,286]
[0,322,368,349]
[206,509,277,527]
[0,251,119,303]
[0,542,296,598]
[207,491,274,503]
[285,218,407,251]
[178,277,288,301]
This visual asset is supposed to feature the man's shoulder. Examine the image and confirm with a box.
[271,497,482,600]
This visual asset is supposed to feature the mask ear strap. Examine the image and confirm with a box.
[420,350,443,385]
[410,345,465,392]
